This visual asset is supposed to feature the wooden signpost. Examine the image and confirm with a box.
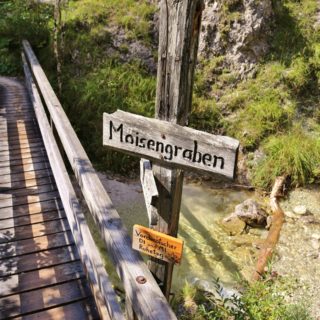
[102,0,240,303]
[103,110,239,179]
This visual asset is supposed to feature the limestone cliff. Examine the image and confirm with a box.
[199,0,273,76]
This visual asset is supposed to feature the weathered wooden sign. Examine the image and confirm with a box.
[132,225,184,264]
[103,110,239,179]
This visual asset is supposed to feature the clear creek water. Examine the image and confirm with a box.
[101,175,260,292]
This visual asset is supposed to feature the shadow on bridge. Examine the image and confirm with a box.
[0,77,98,319]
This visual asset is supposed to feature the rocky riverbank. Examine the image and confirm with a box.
[274,186,320,318]
[76,171,319,318]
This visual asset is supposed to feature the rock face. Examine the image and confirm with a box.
[224,199,268,227]
[199,0,273,76]
[105,26,157,73]
[114,0,273,76]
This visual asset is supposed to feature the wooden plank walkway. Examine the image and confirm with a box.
[0,77,100,319]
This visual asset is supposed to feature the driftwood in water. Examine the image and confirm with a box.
[253,176,286,280]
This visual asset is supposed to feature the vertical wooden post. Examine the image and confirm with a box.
[150,0,204,299]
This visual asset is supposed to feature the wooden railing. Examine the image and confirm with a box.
[22,40,177,320]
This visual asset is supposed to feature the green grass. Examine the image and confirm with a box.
[0,0,52,75]
[227,90,295,150]
[214,62,296,150]
[190,0,320,189]
[63,58,156,173]
[252,127,320,189]
[1,0,319,186]
[54,0,158,173]
[65,0,156,42]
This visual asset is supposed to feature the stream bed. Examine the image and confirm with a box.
[99,175,261,290]
[98,174,320,318]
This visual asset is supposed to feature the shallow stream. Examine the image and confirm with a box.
[100,175,261,292]
[99,175,320,317]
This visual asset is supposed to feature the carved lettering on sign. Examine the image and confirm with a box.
[109,121,225,169]
[103,111,239,179]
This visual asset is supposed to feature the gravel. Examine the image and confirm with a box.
[273,186,320,319]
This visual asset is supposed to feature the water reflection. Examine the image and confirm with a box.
[106,178,256,291]
[173,184,253,289]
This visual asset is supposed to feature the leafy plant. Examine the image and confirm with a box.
[233,98,294,150]
[173,276,313,320]
[65,0,156,42]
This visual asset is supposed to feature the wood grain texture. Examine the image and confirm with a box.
[14,298,99,320]
[0,218,70,243]
[253,176,286,280]
[0,209,65,229]
[23,39,177,320]
[0,199,64,220]
[0,155,49,169]
[0,76,100,319]
[0,278,93,319]
[23,54,123,320]
[0,231,74,259]
[0,260,84,297]
[140,159,159,225]
[149,0,205,298]
[0,245,80,277]
[104,110,239,179]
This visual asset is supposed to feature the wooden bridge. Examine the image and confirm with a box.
[0,41,176,320]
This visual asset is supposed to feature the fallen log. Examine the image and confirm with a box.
[253,176,286,280]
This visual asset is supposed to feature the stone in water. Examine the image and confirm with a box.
[293,205,308,215]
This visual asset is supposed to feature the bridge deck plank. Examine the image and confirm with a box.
[0,77,100,319]
[0,260,84,297]
[0,209,66,230]
[0,278,96,319]
[0,230,74,258]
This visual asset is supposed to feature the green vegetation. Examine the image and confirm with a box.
[1,0,157,173]
[60,0,157,172]
[224,63,296,150]
[174,277,313,320]
[192,0,320,189]
[63,59,156,172]
[0,0,319,185]
[0,0,51,75]
[252,128,320,189]
[65,0,156,42]
[0,0,319,318]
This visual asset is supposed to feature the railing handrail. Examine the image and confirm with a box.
[22,52,123,320]
[22,40,177,320]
